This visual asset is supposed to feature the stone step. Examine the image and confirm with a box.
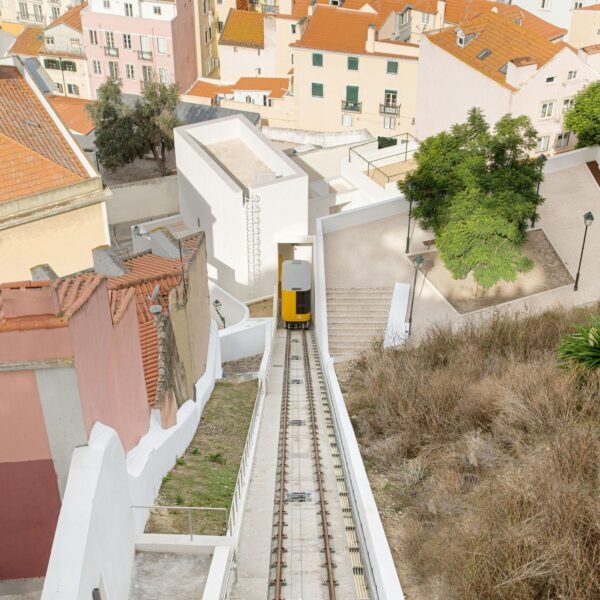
[327,287,392,293]
[327,317,389,325]
[327,302,391,310]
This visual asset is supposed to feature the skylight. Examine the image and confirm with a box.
[477,48,492,60]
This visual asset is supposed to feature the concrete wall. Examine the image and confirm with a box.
[569,8,600,48]
[106,176,179,225]
[0,370,62,581]
[0,201,109,281]
[42,322,223,600]
[172,0,200,87]
[264,126,372,147]
[69,279,150,453]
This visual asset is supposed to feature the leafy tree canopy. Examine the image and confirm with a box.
[564,81,600,148]
[87,79,181,175]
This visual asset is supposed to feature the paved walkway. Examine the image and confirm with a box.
[324,163,600,341]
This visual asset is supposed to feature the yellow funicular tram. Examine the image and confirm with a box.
[281,259,311,328]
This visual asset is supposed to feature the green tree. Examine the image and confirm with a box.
[564,81,600,148]
[436,188,534,289]
[87,79,181,175]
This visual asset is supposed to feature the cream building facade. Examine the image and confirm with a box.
[416,12,600,153]
[569,4,600,49]
[1,0,82,25]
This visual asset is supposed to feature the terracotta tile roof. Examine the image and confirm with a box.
[220,10,264,48]
[582,43,600,54]
[46,2,86,32]
[230,76,290,98]
[443,0,567,41]
[186,79,232,99]
[10,26,44,56]
[0,274,103,332]
[0,66,88,202]
[426,12,567,90]
[107,235,202,406]
[46,94,94,134]
[291,5,385,54]
[580,3,600,9]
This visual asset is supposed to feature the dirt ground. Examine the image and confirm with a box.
[222,354,263,377]
[247,297,274,318]
[420,229,573,314]
[99,150,176,186]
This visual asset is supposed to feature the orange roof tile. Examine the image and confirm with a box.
[426,11,568,90]
[220,10,264,48]
[46,2,86,32]
[230,76,290,98]
[291,5,385,54]
[0,66,88,202]
[186,79,232,99]
[46,94,94,135]
[579,3,600,9]
[10,26,44,56]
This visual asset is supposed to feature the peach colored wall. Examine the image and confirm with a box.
[0,371,52,463]
[69,280,150,452]
[172,0,199,91]
[0,327,72,363]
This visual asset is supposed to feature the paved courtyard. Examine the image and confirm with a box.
[324,163,600,340]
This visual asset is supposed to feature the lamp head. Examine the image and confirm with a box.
[414,254,425,267]
[213,299,222,310]
[584,211,594,227]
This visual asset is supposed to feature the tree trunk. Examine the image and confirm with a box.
[151,143,167,176]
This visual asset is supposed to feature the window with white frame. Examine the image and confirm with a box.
[540,0,551,9]
[33,4,42,21]
[109,61,119,81]
[105,31,115,48]
[545,75,556,84]
[157,37,167,54]
[563,97,574,112]
[384,116,396,130]
[70,39,81,52]
[103,0,110,8]
[89,29,98,45]
[421,12,429,24]
[123,33,131,49]
[567,70,577,80]
[142,65,152,82]
[45,36,55,46]
[555,132,570,149]
[536,136,549,152]
[125,2,133,15]
[125,64,135,79]
[159,67,168,83]
[18,2,28,19]
[92,59,102,75]
[67,83,79,95]
[153,5,161,14]
[342,114,352,127]
[56,82,63,93]
[540,101,554,118]
[51,6,59,19]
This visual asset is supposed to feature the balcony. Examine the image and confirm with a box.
[380,103,400,116]
[18,12,44,23]
[138,50,153,61]
[261,3,279,13]
[341,99,362,113]
[104,46,119,57]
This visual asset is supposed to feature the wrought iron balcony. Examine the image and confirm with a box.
[104,46,119,57]
[138,50,153,61]
[380,103,400,116]
[341,99,361,113]
[261,3,279,13]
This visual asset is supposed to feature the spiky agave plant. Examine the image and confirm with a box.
[557,316,600,371]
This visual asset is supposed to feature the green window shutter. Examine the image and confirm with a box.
[387,60,398,74]
[312,52,323,66]
[346,85,359,102]
[44,59,60,70]
[347,56,358,70]
[311,82,323,97]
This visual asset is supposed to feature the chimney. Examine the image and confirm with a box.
[505,57,538,88]
[30,264,58,281]
[366,24,376,53]
[307,0,316,16]
[0,281,61,320]
[437,0,445,24]
[92,246,128,276]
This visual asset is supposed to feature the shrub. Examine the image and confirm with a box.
[175,456,185,466]
[557,315,600,371]
[175,495,185,506]
[208,452,224,464]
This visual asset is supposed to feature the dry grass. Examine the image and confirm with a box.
[343,306,600,600]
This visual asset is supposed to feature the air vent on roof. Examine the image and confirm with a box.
[499,62,508,74]
[24,119,40,128]
[477,48,492,60]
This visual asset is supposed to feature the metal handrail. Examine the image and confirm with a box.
[379,103,400,116]
[341,99,362,113]
[131,505,228,541]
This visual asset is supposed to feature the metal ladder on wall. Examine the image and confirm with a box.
[244,193,261,297]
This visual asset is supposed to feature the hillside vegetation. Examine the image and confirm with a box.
[343,307,600,600]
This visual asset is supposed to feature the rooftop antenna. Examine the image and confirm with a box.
[151,284,160,302]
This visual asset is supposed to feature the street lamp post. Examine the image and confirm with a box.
[213,299,226,328]
[407,254,424,335]
[574,211,594,292]
[405,182,413,254]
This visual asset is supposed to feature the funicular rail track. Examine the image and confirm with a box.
[272,330,336,600]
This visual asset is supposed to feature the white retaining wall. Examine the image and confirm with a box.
[42,322,223,600]
[263,126,373,148]
[106,175,179,224]
[543,145,600,175]
[314,209,405,600]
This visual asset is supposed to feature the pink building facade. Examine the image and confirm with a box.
[81,0,197,99]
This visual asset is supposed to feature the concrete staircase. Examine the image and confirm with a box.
[326,287,393,360]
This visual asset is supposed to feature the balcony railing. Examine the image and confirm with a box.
[341,99,362,113]
[380,103,400,116]
[261,3,279,13]
[18,12,44,23]
[104,46,119,57]
[138,50,153,61]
